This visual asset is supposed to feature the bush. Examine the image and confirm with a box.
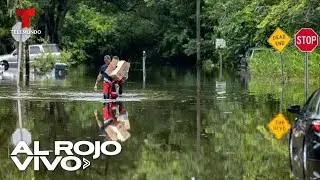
[33,53,56,75]
[32,49,73,75]
[59,50,73,66]
[202,59,214,74]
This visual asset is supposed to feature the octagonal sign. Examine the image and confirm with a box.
[11,128,32,146]
[11,22,31,42]
[295,28,319,52]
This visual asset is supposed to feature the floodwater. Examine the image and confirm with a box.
[0,66,298,180]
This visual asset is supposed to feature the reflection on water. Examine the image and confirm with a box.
[94,101,131,142]
[0,67,294,179]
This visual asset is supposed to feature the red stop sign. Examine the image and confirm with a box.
[295,28,319,52]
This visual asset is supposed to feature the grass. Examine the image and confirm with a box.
[250,47,320,82]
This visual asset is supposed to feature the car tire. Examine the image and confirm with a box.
[303,138,307,179]
[290,129,306,180]
[1,60,9,71]
[289,130,294,171]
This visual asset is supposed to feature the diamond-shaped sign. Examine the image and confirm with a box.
[267,28,291,52]
[11,22,31,42]
[268,113,291,139]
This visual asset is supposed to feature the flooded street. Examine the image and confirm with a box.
[0,67,292,179]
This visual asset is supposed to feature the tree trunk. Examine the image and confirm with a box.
[45,9,49,38]
[48,0,56,43]
[54,1,69,45]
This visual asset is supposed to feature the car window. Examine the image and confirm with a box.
[43,44,60,53]
[302,90,320,118]
[11,49,17,54]
[29,46,41,54]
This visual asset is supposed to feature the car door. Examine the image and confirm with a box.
[292,90,320,154]
[290,91,320,178]
[7,49,18,67]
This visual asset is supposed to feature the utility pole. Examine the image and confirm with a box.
[196,0,200,66]
[196,0,201,165]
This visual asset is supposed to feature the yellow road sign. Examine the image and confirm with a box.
[268,28,291,52]
[268,113,291,139]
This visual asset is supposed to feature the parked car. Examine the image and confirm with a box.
[288,89,320,179]
[0,44,61,69]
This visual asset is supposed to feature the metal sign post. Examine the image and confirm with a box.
[280,53,284,113]
[219,52,222,80]
[215,38,226,82]
[17,30,22,86]
[10,21,32,147]
[267,28,291,112]
[142,51,146,89]
[305,52,309,102]
[294,28,319,102]
[17,26,23,145]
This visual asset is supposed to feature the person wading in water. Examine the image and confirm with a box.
[94,55,113,99]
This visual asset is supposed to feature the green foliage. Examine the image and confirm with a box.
[204,0,320,67]
[202,59,214,74]
[61,3,115,63]
[67,64,87,78]
[32,49,73,75]
[59,49,73,66]
[2,0,320,68]
[33,53,57,75]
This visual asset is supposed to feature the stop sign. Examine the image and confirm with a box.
[11,22,31,42]
[295,28,319,52]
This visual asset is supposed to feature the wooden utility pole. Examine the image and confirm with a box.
[196,0,200,66]
[196,0,201,164]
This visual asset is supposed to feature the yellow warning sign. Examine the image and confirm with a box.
[267,28,291,52]
[268,113,291,139]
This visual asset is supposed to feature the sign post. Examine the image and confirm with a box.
[294,28,319,102]
[267,28,291,113]
[142,51,146,89]
[267,28,291,139]
[215,38,226,80]
[11,21,33,148]
[11,22,32,85]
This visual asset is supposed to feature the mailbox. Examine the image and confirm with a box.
[54,63,67,79]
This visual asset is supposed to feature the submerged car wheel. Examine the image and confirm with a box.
[1,60,9,71]
[289,130,294,170]
[303,138,307,178]
[290,130,306,179]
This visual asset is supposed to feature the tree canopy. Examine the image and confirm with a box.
[0,0,319,67]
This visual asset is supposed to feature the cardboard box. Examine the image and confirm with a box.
[105,125,118,141]
[108,60,130,80]
[117,113,130,130]
[105,122,131,142]
[122,60,130,79]
[105,59,118,75]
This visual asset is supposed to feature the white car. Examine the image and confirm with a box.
[0,44,61,69]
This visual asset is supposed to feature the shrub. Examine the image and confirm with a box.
[32,53,56,75]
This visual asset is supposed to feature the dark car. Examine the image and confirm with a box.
[288,89,320,179]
